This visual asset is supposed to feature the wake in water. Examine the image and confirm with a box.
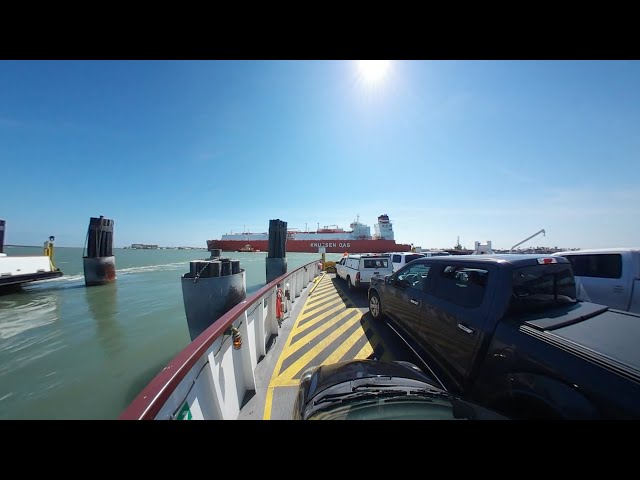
[0,294,60,341]
[24,262,190,291]
[116,262,188,275]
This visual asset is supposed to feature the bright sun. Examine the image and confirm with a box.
[357,60,391,86]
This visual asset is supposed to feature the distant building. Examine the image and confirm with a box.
[131,244,159,249]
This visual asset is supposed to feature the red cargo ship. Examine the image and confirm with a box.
[206,214,412,254]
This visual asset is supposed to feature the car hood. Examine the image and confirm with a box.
[299,359,440,405]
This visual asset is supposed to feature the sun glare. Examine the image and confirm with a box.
[357,60,391,86]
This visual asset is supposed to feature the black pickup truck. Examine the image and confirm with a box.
[368,254,640,419]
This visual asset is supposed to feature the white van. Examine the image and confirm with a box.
[387,252,427,272]
[553,248,640,313]
[335,254,394,290]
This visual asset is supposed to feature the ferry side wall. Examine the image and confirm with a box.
[120,259,323,420]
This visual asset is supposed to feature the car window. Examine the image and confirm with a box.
[431,265,489,308]
[508,264,576,315]
[397,263,431,290]
[392,254,400,263]
[364,258,389,268]
[562,254,622,279]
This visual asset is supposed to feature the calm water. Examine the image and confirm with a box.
[0,246,341,419]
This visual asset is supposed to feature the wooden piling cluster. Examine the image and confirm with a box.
[83,215,116,287]
[85,216,114,258]
[267,219,287,259]
[266,219,288,284]
[187,258,241,279]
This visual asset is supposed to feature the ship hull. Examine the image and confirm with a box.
[207,239,412,254]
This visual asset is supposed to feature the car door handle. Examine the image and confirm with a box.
[457,323,474,334]
[613,285,624,294]
[410,299,419,305]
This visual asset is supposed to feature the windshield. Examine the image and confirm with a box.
[308,395,505,420]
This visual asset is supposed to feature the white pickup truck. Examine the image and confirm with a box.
[335,254,394,290]
[553,248,640,313]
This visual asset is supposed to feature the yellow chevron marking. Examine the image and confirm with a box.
[293,303,353,339]
[297,293,347,320]
[320,317,369,365]
[277,313,363,383]
[353,337,375,360]
[298,295,344,319]
[289,307,357,351]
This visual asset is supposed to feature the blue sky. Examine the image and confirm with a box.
[1,60,638,249]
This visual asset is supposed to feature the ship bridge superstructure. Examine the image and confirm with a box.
[374,214,395,240]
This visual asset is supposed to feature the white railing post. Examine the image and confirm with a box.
[255,295,267,359]
[267,286,278,338]
[239,311,256,391]
[290,274,296,304]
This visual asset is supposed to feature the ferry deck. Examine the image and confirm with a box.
[120,260,426,420]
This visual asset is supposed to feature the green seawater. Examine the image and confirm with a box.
[0,246,340,419]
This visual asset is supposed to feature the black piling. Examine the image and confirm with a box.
[83,216,116,286]
[231,259,240,274]
[182,255,246,341]
[220,259,231,276]
[0,219,5,254]
[266,219,288,284]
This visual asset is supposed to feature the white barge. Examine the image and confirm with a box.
[0,220,63,289]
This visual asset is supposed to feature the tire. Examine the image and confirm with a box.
[347,276,353,290]
[369,292,382,320]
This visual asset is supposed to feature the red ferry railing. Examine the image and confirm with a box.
[119,259,321,420]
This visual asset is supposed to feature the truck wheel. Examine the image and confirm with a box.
[369,292,382,320]
[347,276,353,290]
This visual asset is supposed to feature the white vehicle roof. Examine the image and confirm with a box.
[345,253,390,259]
[553,248,640,255]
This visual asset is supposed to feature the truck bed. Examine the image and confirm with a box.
[523,302,640,383]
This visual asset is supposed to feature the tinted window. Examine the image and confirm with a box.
[404,254,425,263]
[432,265,489,308]
[508,264,576,315]
[392,255,401,263]
[562,254,622,279]
[397,263,430,290]
[363,258,389,268]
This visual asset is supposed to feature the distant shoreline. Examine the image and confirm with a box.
[5,244,47,248]
[4,244,87,248]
